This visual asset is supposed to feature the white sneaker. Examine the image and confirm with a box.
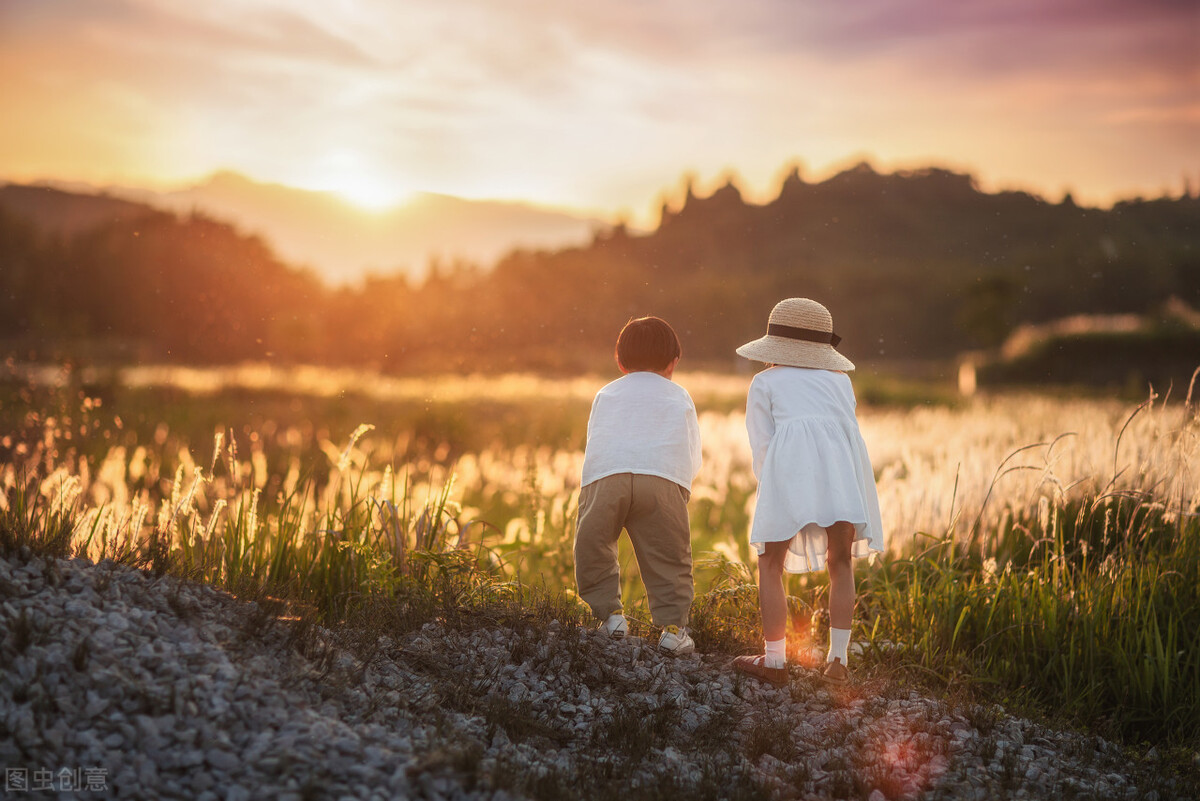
[658,625,695,655]
[600,613,628,639]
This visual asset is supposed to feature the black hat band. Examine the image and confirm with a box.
[767,323,842,347]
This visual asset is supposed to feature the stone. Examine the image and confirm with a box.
[205,749,240,773]
[0,553,1156,800]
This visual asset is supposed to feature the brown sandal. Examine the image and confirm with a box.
[733,655,789,687]
[819,657,850,685]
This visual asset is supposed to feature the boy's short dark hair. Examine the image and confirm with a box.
[615,316,682,372]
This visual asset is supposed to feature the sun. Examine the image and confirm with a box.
[328,175,410,212]
[302,150,413,212]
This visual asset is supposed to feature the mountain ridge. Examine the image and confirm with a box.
[1,161,1195,377]
[2,172,601,284]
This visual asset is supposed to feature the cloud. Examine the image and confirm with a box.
[1,0,1195,210]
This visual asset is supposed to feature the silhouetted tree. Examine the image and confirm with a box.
[0,168,1196,373]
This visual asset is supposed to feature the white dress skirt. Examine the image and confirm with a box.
[745,366,885,574]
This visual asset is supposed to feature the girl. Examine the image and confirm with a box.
[732,298,884,686]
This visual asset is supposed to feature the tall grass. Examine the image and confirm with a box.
[1,422,521,630]
[865,495,1200,744]
[0,470,75,558]
[2,368,1198,747]
[860,394,1200,745]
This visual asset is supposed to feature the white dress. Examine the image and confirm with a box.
[746,366,885,574]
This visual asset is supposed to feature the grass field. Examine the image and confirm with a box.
[2,363,1198,749]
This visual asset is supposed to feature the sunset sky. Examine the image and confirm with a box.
[2,0,1197,223]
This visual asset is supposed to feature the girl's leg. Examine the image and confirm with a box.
[823,521,857,677]
[733,538,791,677]
[826,521,856,629]
[758,539,791,641]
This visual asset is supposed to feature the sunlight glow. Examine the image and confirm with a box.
[302,149,413,212]
[326,175,410,212]
[1,1,1195,220]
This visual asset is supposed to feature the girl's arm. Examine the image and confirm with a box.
[746,377,774,480]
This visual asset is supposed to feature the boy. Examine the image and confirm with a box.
[574,316,703,655]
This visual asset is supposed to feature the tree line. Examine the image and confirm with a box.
[2,163,1197,374]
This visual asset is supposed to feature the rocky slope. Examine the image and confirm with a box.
[0,553,1183,800]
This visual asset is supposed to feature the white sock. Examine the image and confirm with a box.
[764,637,786,669]
[828,627,851,664]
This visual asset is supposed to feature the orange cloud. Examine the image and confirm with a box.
[1,0,1195,216]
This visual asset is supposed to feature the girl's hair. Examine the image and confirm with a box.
[615,316,682,372]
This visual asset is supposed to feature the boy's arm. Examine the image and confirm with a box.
[746,378,774,481]
[687,401,702,480]
[583,388,609,450]
[583,393,597,443]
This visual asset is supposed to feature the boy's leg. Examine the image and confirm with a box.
[624,475,693,628]
[574,474,632,620]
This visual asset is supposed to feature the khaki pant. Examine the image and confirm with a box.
[574,473,693,628]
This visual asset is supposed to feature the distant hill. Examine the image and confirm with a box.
[967,300,1200,395]
[4,172,600,284]
[0,185,158,238]
[1,161,1196,376]
[445,163,1200,372]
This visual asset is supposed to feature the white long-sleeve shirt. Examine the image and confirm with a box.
[580,372,703,492]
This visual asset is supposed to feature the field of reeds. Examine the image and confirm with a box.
[2,363,1198,751]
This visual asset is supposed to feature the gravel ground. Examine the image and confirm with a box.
[0,552,1189,800]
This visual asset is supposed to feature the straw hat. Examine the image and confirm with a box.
[736,298,855,371]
